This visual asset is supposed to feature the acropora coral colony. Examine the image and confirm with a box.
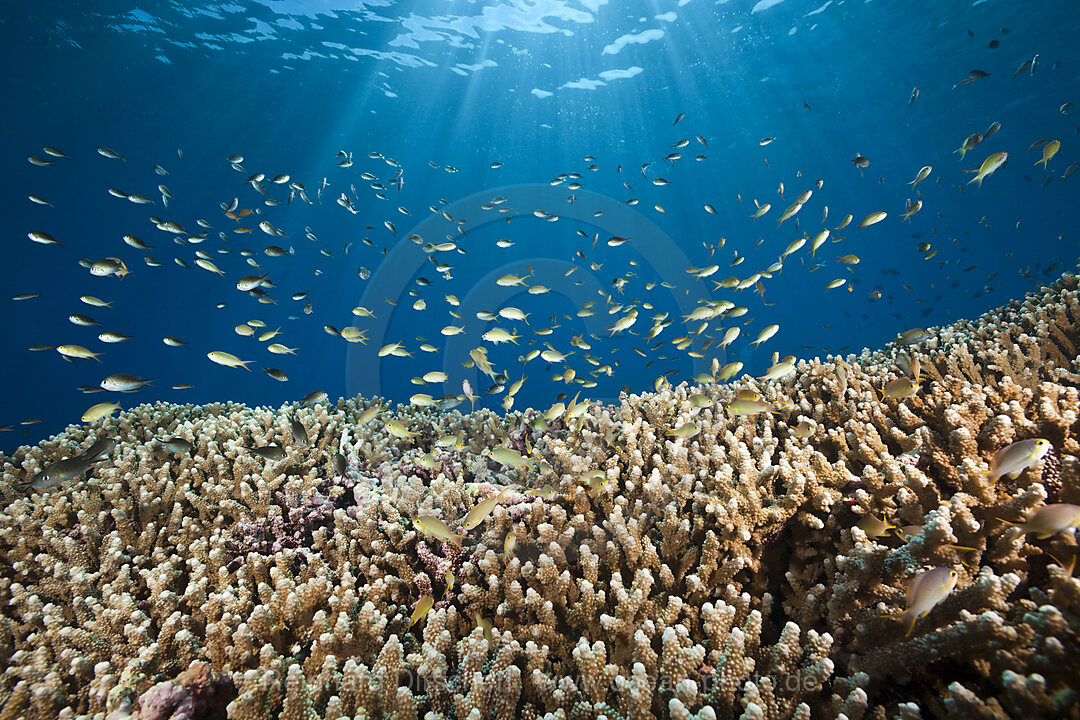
[1,274,1079,720]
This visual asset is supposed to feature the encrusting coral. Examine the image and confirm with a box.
[1,274,1079,720]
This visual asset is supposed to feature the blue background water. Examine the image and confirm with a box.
[2,0,1078,451]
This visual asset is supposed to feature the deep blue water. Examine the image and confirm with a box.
[2,0,1078,450]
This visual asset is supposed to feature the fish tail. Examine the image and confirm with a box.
[239,361,253,371]
[880,608,914,635]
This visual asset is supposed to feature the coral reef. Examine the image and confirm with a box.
[1,274,1079,720]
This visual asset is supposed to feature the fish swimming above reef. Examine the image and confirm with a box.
[975,438,1052,483]
[998,503,1080,539]
[881,567,959,636]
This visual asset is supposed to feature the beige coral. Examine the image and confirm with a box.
[3,275,1080,720]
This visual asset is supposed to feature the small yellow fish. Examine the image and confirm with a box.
[899,200,922,222]
[463,488,509,530]
[793,419,814,438]
[489,447,533,468]
[413,516,466,547]
[758,361,795,381]
[208,350,252,370]
[58,345,102,362]
[975,438,1051,483]
[385,420,421,440]
[668,421,700,439]
[909,165,932,187]
[717,361,743,381]
[969,151,1008,187]
[727,398,777,416]
[750,324,779,347]
[997,503,1080,540]
[1035,140,1060,169]
[881,567,958,637]
[436,434,464,450]
[81,401,121,422]
[475,611,494,648]
[496,273,530,287]
[856,514,895,539]
[408,595,434,628]
[444,569,456,598]
[483,327,520,344]
[858,211,887,230]
[878,377,920,400]
[580,469,607,497]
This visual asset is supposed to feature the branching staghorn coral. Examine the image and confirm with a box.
[1,275,1079,719]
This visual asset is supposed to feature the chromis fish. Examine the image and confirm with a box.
[856,514,895,539]
[413,516,465,547]
[408,595,434,628]
[436,434,464,450]
[248,444,285,460]
[81,401,120,421]
[758,360,795,381]
[527,483,556,500]
[58,345,102,362]
[881,567,958,637]
[968,151,1007,187]
[444,569,455,598]
[750,325,779,347]
[385,420,420,440]
[290,416,308,446]
[898,328,932,345]
[858,211,887,230]
[976,438,1052,483]
[463,488,509,530]
[157,437,193,455]
[997,503,1080,539]
[878,376,920,400]
[717,362,743,381]
[668,421,700,439]
[100,374,152,391]
[1035,140,1060,169]
[581,469,607,496]
[208,351,253,370]
[688,393,712,408]
[909,165,932,187]
[27,454,104,490]
[489,447,534,468]
[727,398,778,416]
[303,390,329,407]
[475,612,494,648]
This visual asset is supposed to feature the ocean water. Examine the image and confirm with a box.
[2,0,1078,449]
